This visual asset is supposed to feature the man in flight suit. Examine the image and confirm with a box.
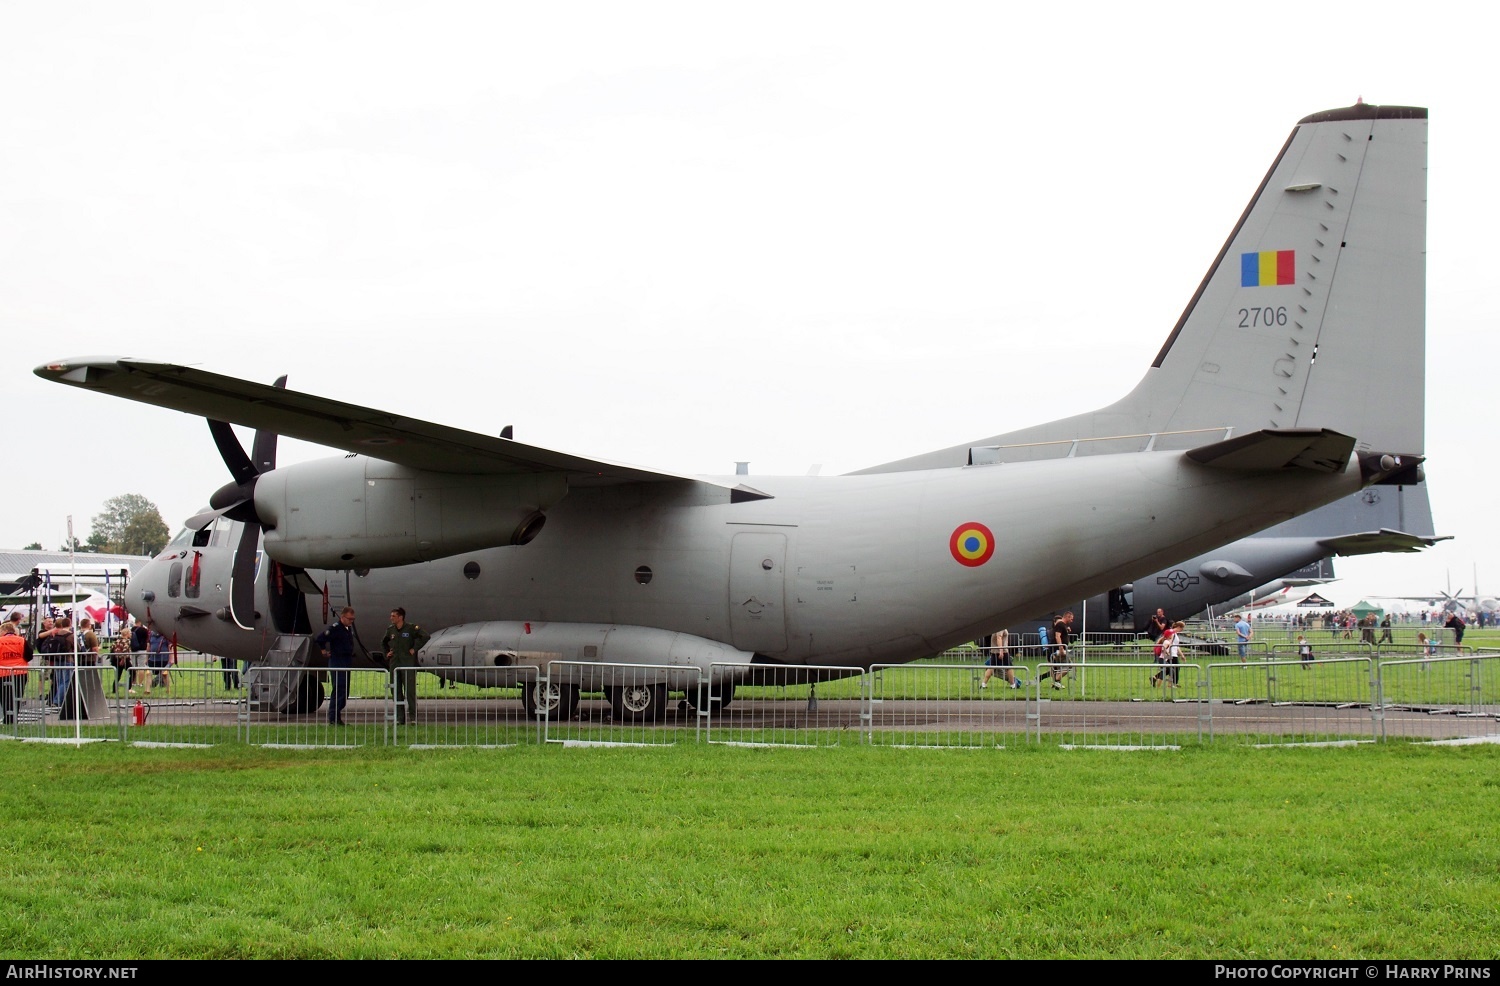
[382,607,430,725]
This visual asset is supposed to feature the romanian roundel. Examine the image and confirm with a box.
[949,522,995,567]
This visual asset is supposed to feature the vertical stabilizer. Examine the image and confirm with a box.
[857,102,1427,473]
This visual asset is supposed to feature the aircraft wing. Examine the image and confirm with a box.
[36,357,757,493]
[1316,530,1453,556]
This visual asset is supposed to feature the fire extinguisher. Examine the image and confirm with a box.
[131,701,149,726]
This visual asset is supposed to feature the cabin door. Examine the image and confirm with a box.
[729,531,788,654]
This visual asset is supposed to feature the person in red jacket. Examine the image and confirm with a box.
[0,621,33,725]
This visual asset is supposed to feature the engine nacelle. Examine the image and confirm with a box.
[422,621,755,687]
[254,456,566,568]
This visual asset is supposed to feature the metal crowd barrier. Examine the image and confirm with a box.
[705,663,865,748]
[1206,657,1378,746]
[1032,661,1203,749]
[383,665,542,749]
[539,661,697,748]
[1375,654,1500,743]
[3,650,1498,750]
[866,663,1030,749]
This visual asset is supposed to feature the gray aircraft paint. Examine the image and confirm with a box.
[36,103,1429,682]
[1077,481,1445,632]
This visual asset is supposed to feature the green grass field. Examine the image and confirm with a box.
[2,740,1497,959]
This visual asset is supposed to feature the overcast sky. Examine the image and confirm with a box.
[2,2,1494,610]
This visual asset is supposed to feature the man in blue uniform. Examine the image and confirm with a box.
[315,607,359,725]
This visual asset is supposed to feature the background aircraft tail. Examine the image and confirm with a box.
[856,101,1427,473]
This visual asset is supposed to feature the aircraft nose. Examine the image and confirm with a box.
[125,553,169,622]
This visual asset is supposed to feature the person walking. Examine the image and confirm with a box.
[315,607,359,726]
[1150,621,1178,688]
[979,626,1019,689]
[1162,621,1185,687]
[1043,611,1075,689]
[382,607,430,724]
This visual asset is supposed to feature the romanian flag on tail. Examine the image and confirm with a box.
[1241,250,1295,287]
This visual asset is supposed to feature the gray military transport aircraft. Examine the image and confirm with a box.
[36,101,1428,720]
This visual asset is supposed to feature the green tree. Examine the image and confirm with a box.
[89,494,171,556]
[23,542,42,550]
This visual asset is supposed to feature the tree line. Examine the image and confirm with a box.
[20,493,171,556]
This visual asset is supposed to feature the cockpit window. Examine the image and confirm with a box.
[169,526,194,547]
[168,562,182,598]
[185,551,202,598]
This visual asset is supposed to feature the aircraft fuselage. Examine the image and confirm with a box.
[131,447,1365,672]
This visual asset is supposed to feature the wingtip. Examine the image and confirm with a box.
[35,355,142,380]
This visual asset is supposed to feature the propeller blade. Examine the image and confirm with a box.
[228,521,260,629]
[211,374,284,628]
[185,504,235,532]
[208,419,257,486]
[249,375,287,473]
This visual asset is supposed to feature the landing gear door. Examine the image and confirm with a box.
[729,531,788,654]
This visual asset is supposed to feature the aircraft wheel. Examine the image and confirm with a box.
[683,681,734,712]
[610,683,666,722]
[524,681,579,721]
[285,673,325,715]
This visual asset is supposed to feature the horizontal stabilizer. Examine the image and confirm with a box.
[1317,530,1453,556]
[1185,428,1354,473]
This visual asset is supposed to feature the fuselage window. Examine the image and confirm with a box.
[168,562,182,598]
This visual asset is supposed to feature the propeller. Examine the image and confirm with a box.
[187,375,286,629]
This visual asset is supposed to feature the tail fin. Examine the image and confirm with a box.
[856,102,1427,473]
